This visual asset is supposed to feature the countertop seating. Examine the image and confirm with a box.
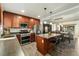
[48,34,63,53]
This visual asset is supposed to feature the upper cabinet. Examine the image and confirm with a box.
[19,16,29,24]
[0,4,1,23]
[13,15,29,28]
[28,19,35,28]
[28,19,40,29]
[0,4,3,25]
[12,15,20,28]
[3,11,40,29]
[3,12,14,28]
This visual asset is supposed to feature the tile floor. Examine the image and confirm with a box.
[21,42,44,56]
[0,38,24,56]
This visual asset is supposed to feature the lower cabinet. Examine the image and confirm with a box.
[30,33,35,42]
[35,36,48,55]
[35,35,55,55]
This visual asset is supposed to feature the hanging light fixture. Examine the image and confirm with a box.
[44,7,47,17]
[44,8,47,10]
[43,7,53,24]
[43,8,47,24]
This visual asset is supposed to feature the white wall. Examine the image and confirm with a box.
[39,22,43,33]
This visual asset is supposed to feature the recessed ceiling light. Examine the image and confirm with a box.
[21,10,24,12]
[44,21,47,24]
[50,22,52,25]
[38,16,40,17]
[30,19,33,21]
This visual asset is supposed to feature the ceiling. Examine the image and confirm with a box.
[2,3,79,21]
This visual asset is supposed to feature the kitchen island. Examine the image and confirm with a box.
[0,36,24,56]
[35,33,61,55]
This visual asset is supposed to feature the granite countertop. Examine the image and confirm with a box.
[0,36,24,56]
[38,33,61,39]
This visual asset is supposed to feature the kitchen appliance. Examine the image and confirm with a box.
[21,33,30,44]
[20,23,27,28]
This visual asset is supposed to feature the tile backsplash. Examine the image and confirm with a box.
[10,28,20,33]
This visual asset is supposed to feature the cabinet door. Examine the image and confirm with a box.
[28,19,40,29]
[30,33,35,42]
[35,20,40,25]
[3,12,14,28]
[0,4,1,24]
[19,16,29,25]
[36,36,48,55]
[13,15,20,28]
[0,4,3,25]
[36,36,44,52]
[13,15,29,28]
[28,19,35,29]
[20,16,28,23]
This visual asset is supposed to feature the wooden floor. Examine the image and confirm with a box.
[0,38,24,56]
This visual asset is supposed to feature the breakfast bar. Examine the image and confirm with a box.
[35,33,61,55]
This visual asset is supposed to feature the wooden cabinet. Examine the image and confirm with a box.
[30,33,35,42]
[13,15,20,27]
[36,34,60,55]
[19,16,29,24]
[3,12,14,28]
[28,19,40,29]
[34,19,40,25]
[0,4,3,25]
[36,35,55,55]
[13,15,30,28]
[3,11,40,28]
[0,4,1,23]
[36,36,49,55]
[28,19,35,29]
